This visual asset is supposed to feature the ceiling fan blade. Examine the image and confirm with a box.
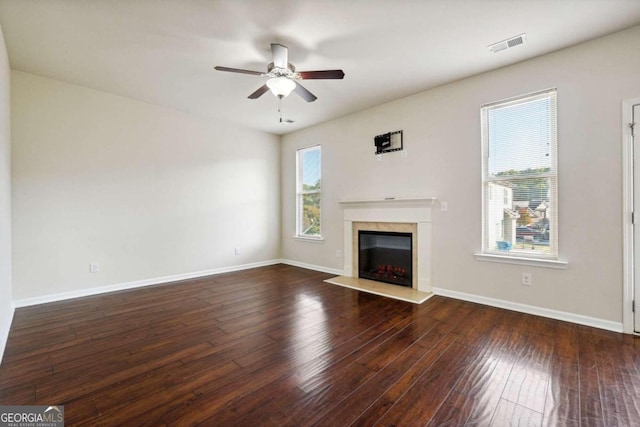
[271,43,289,69]
[214,66,264,76]
[294,82,317,102]
[248,84,270,99]
[298,70,345,80]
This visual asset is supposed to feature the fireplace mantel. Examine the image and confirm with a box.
[338,197,437,207]
[340,196,436,292]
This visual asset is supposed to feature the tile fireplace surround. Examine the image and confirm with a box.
[339,198,436,293]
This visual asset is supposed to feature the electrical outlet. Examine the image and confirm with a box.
[90,262,100,273]
[336,249,342,258]
[401,149,408,158]
[234,248,240,256]
[376,154,382,162]
[440,201,448,212]
[522,272,532,286]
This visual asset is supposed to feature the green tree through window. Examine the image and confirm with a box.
[297,146,321,237]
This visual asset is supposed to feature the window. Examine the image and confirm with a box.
[296,145,322,238]
[481,89,557,258]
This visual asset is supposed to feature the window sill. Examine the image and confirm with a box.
[293,235,325,244]
[474,253,568,269]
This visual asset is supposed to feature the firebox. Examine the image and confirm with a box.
[358,230,412,287]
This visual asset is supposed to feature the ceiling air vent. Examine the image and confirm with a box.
[488,33,526,53]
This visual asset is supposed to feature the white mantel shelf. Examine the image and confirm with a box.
[338,197,437,206]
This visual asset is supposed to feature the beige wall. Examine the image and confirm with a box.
[0,24,12,360]
[11,71,280,300]
[281,25,640,324]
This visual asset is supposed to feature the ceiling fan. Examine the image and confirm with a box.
[214,43,345,102]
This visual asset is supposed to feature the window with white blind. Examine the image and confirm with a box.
[296,145,322,239]
[481,89,558,259]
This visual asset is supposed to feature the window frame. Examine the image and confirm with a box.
[480,89,559,261]
[295,145,323,240]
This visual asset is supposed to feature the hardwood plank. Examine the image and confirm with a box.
[489,398,544,426]
[317,315,457,426]
[0,382,35,405]
[590,328,640,426]
[577,325,606,426]
[426,308,528,426]
[198,303,425,426]
[542,322,580,427]
[91,360,240,425]
[349,301,477,426]
[499,325,553,413]
[374,340,476,425]
[367,303,509,425]
[1,264,640,426]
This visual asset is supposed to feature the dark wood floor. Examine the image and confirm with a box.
[1,264,639,426]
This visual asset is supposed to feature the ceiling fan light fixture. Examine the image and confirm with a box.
[267,77,296,98]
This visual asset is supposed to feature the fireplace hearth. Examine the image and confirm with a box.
[358,230,412,287]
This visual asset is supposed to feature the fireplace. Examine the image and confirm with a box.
[339,197,436,292]
[358,231,412,287]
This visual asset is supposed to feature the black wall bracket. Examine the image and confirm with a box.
[374,130,403,154]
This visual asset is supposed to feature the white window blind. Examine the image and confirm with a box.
[296,145,322,238]
[481,89,558,258]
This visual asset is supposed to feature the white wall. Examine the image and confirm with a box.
[281,25,640,325]
[0,24,13,361]
[11,71,280,300]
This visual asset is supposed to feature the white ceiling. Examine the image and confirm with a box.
[1,0,640,135]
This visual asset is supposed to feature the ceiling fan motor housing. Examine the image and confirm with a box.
[267,62,299,79]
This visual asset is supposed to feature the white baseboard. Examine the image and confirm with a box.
[13,259,282,308]
[0,302,15,365]
[279,259,343,276]
[433,287,623,333]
